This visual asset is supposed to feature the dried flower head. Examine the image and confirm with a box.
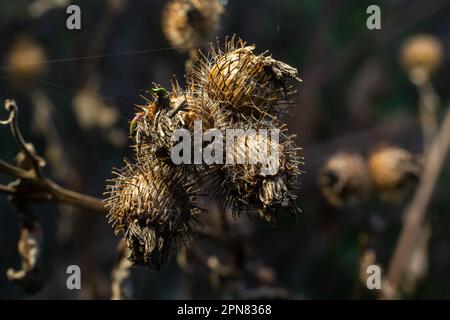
[318,152,371,207]
[130,83,213,163]
[400,35,443,83]
[189,36,301,120]
[106,37,303,269]
[186,37,302,220]
[6,36,46,85]
[209,122,302,222]
[162,0,224,52]
[368,145,422,202]
[105,159,201,269]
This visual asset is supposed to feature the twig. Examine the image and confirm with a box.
[382,106,450,299]
[390,73,441,297]
[0,100,106,213]
[78,0,124,86]
[417,79,440,152]
[5,100,44,177]
[0,159,33,179]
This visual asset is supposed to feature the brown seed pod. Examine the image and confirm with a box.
[189,36,301,120]
[401,35,443,74]
[105,158,202,270]
[162,0,224,52]
[208,121,302,221]
[318,152,371,207]
[368,145,422,202]
[172,79,216,129]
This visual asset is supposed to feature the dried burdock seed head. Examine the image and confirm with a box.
[130,84,185,160]
[172,79,216,129]
[400,35,443,84]
[105,158,201,269]
[130,82,214,162]
[6,36,46,86]
[318,152,371,207]
[368,145,422,203]
[162,0,224,52]
[210,122,302,221]
[189,36,301,119]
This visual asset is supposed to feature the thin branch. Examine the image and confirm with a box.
[0,159,32,179]
[6,202,45,294]
[110,240,133,300]
[44,178,106,212]
[417,79,440,152]
[5,100,44,177]
[0,100,106,213]
[382,106,450,299]
[0,184,16,194]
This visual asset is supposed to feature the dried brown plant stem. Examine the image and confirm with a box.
[417,79,440,151]
[0,100,106,213]
[0,159,32,179]
[42,178,106,212]
[6,140,47,294]
[382,106,450,299]
[110,240,133,300]
[397,75,439,295]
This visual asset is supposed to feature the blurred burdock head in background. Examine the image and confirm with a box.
[400,34,443,85]
[368,144,422,203]
[318,152,371,207]
[105,158,202,270]
[73,78,120,131]
[5,36,47,87]
[162,0,224,53]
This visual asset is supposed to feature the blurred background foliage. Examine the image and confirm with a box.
[0,0,449,299]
